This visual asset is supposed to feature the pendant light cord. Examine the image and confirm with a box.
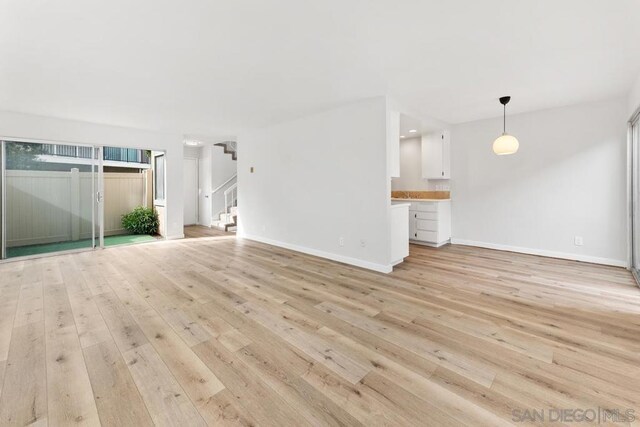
[503,104,506,134]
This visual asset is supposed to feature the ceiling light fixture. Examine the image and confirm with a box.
[409,129,417,133]
[492,96,519,155]
[400,135,405,139]
[184,139,201,146]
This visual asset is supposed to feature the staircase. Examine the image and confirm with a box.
[214,141,237,161]
[211,182,238,232]
[210,141,238,232]
[217,205,238,232]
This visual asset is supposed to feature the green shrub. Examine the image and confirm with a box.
[121,206,159,235]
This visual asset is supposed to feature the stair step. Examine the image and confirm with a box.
[218,212,238,224]
[211,222,236,232]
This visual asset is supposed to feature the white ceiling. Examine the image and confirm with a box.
[1,0,639,137]
[399,114,423,138]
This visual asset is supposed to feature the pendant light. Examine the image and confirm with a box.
[493,96,519,155]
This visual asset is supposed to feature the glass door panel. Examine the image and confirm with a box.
[3,140,97,258]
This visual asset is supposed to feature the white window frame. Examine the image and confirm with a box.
[153,152,166,206]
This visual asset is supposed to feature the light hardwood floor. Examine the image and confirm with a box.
[0,225,638,426]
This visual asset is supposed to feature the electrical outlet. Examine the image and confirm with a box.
[360,239,366,248]
[338,236,344,247]
[574,236,583,246]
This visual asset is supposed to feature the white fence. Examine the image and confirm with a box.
[6,170,149,247]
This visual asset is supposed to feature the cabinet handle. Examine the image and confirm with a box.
[441,171,444,176]
[415,233,417,238]
[414,214,417,218]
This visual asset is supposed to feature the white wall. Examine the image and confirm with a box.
[630,73,640,118]
[238,97,392,272]
[392,137,428,191]
[450,97,628,266]
[184,146,201,158]
[0,110,185,239]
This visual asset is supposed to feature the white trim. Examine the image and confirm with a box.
[166,233,185,240]
[241,233,393,273]
[97,146,105,248]
[451,238,627,267]
[37,155,150,169]
[1,141,5,259]
[153,153,166,204]
[628,119,635,270]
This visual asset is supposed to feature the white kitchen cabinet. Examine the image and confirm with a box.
[390,203,410,265]
[422,130,450,179]
[408,200,451,246]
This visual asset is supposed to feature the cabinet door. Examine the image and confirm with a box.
[409,211,417,239]
[442,130,451,179]
[422,131,451,179]
[422,134,441,179]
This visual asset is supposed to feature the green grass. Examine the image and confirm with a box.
[7,234,158,258]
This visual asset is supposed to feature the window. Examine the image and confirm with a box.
[154,154,165,203]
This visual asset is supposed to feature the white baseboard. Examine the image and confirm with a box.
[166,234,185,240]
[451,238,627,268]
[241,234,393,273]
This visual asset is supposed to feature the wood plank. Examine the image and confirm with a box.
[43,274,100,426]
[0,263,27,364]
[123,343,206,426]
[68,289,112,348]
[193,338,312,427]
[316,301,496,387]
[0,322,47,426]
[94,290,149,352]
[83,339,154,426]
[238,300,370,384]
[235,342,363,426]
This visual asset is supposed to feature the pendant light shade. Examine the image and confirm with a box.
[493,133,519,155]
[493,96,519,155]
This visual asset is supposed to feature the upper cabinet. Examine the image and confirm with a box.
[387,110,400,178]
[422,130,450,179]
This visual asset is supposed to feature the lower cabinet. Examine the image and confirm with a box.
[408,201,451,246]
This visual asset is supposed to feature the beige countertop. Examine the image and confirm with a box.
[392,198,451,202]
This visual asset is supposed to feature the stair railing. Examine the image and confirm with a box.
[211,173,237,195]
[224,183,238,219]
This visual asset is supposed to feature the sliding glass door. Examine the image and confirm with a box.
[0,140,101,258]
[0,139,164,261]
